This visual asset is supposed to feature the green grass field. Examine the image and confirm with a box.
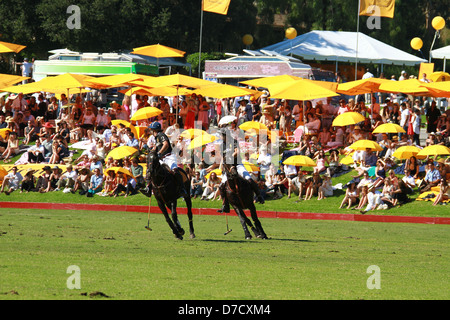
[0,207,449,300]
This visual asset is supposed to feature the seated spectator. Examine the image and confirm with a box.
[288,170,307,200]
[35,165,52,191]
[272,172,289,199]
[390,180,411,207]
[130,157,145,189]
[402,169,416,194]
[201,171,221,201]
[23,120,37,145]
[20,168,36,193]
[1,131,20,163]
[190,171,203,199]
[339,181,359,209]
[360,184,382,214]
[304,172,322,201]
[111,171,136,197]
[0,166,23,195]
[318,173,333,200]
[313,149,328,174]
[73,167,91,194]
[419,161,441,193]
[86,167,103,197]
[99,170,117,197]
[27,139,45,163]
[432,178,449,206]
[58,164,78,193]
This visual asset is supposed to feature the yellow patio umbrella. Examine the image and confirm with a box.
[332,112,365,127]
[0,74,30,87]
[428,72,450,82]
[188,133,216,150]
[337,78,391,96]
[106,146,139,160]
[205,169,222,180]
[1,82,47,94]
[240,75,338,92]
[0,41,26,53]
[131,44,185,58]
[180,128,208,139]
[239,121,269,132]
[0,164,8,179]
[265,79,338,101]
[419,81,450,98]
[392,146,422,160]
[243,161,260,173]
[0,128,11,139]
[378,79,430,95]
[349,140,383,152]
[131,44,186,70]
[193,83,261,99]
[417,145,450,157]
[111,120,138,138]
[372,123,406,134]
[104,166,133,177]
[130,107,163,121]
[283,155,316,167]
[86,73,151,88]
[340,155,355,165]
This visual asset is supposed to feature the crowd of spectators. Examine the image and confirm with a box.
[0,70,449,210]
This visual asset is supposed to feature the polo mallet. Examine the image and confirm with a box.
[145,195,152,232]
[224,211,232,235]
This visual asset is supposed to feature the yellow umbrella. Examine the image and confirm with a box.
[243,161,260,173]
[188,133,216,150]
[111,120,138,138]
[0,74,30,87]
[332,112,366,127]
[378,79,430,95]
[205,169,222,180]
[372,123,406,134]
[349,140,383,152]
[86,73,150,88]
[265,79,338,101]
[0,128,11,139]
[337,78,391,96]
[419,82,450,98]
[240,75,338,92]
[428,72,450,82]
[180,128,208,139]
[0,165,8,179]
[340,155,355,165]
[417,145,450,157]
[131,44,185,58]
[193,83,260,99]
[392,146,422,160]
[106,146,139,160]
[130,107,163,121]
[283,155,316,167]
[239,121,269,132]
[0,41,26,53]
[104,166,133,177]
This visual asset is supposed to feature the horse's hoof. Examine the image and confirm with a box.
[174,234,183,240]
[245,236,252,240]
[179,229,185,236]
[190,233,196,239]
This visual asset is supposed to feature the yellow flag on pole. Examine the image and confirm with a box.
[202,0,231,15]
[359,0,395,18]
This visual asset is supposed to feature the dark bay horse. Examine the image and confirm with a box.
[144,150,195,240]
[220,164,268,240]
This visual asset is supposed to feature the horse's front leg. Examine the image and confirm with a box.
[170,201,185,237]
[158,198,183,240]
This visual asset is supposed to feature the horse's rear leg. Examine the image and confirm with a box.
[234,206,252,240]
[183,193,195,239]
[249,205,268,239]
[158,200,183,240]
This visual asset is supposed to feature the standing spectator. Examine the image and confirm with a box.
[426,101,441,134]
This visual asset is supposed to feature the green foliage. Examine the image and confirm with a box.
[186,52,227,77]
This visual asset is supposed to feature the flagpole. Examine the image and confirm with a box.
[198,2,204,79]
[355,0,361,81]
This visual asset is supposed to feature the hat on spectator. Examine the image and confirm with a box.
[44,122,54,128]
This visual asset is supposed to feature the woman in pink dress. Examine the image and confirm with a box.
[197,96,210,130]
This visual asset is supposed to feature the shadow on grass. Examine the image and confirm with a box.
[201,238,326,243]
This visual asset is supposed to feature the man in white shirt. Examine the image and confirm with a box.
[21,58,33,83]
[402,169,415,194]
[59,164,78,192]
[27,139,45,163]
[1,166,23,195]
[360,185,382,214]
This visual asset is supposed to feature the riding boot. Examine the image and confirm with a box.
[217,184,230,213]
[139,183,152,198]
[249,179,265,204]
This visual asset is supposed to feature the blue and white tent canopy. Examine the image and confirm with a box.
[262,30,426,66]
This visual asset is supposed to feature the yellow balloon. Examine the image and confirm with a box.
[432,16,445,30]
[285,27,297,40]
[242,34,253,46]
[410,37,423,51]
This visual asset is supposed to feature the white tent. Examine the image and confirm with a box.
[431,45,450,72]
[262,30,426,67]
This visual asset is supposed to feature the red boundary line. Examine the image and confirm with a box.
[1,201,449,225]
